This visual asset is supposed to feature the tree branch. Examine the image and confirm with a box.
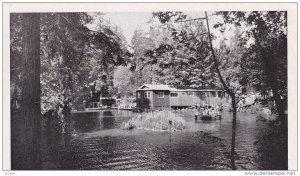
[204,11,233,95]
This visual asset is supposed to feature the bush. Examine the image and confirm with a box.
[121,110,185,131]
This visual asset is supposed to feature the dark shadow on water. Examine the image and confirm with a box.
[103,111,113,116]
[72,116,101,133]
[102,111,115,130]
[70,111,116,132]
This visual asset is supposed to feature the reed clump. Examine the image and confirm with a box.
[121,110,185,131]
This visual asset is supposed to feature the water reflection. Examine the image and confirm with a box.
[102,111,115,130]
[72,116,101,133]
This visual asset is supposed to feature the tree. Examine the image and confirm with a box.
[40,13,93,132]
[130,29,156,87]
[12,13,42,169]
[215,11,287,119]
[217,27,247,93]
[144,12,217,88]
[40,13,130,131]
[10,13,24,111]
[113,65,134,97]
[211,11,287,169]
[86,16,131,107]
[203,12,239,170]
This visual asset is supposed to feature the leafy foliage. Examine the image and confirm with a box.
[10,14,24,110]
[113,65,135,97]
[217,27,247,93]
[40,13,92,112]
[152,11,187,24]
[10,11,287,117]
[11,13,131,113]
[215,11,287,116]
[129,29,155,87]
[144,12,217,89]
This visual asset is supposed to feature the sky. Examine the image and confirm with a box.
[103,12,153,44]
[91,11,240,47]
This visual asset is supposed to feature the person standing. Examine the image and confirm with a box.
[195,106,199,122]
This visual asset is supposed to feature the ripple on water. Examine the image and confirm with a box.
[41,110,284,170]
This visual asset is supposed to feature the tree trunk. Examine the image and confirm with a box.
[14,13,41,169]
[230,93,237,170]
[58,69,72,133]
[57,49,73,134]
[205,11,237,170]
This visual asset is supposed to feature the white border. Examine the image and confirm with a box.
[2,2,298,173]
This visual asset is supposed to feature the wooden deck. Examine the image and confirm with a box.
[71,107,133,114]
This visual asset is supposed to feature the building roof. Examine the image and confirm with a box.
[137,84,223,92]
[137,84,173,91]
[171,88,223,92]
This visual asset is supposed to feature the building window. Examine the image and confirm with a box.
[202,92,208,97]
[218,91,222,98]
[137,92,141,99]
[158,92,164,98]
[144,92,150,98]
[170,93,178,97]
[188,92,194,96]
[211,91,216,97]
[182,92,186,96]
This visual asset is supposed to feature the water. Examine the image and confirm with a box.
[40,110,287,170]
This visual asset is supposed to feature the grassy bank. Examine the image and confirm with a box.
[121,110,185,131]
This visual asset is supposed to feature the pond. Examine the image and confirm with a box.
[40,110,287,170]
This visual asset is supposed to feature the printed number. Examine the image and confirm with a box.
[5,172,15,175]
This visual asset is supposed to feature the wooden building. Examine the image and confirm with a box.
[136,84,230,109]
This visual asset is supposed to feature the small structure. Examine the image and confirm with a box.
[194,105,222,121]
[85,97,116,110]
[136,84,171,110]
[136,84,230,110]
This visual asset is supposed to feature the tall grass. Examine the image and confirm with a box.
[121,110,185,131]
